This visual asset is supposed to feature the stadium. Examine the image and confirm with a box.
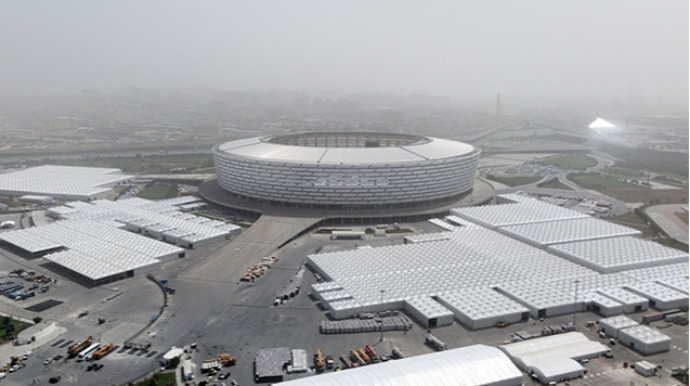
[201,132,491,220]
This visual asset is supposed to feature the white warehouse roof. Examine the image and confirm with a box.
[500,218,641,247]
[499,332,608,372]
[548,237,688,273]
[619,325,672,345]
[619,262,689,282]
[450,201,588,229]
[278,345,523,386]
[0,165,133,200]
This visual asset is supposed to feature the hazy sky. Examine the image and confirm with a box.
[1,1,687,105]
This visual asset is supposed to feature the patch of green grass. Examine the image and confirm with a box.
[538,155,597,170]
[533,133,588,144]
[0,316,31,341]
[569,174,648,190]
[135,372,176,386]
[137,184,180,200]
[488,176,543,187]
[600,167,646,179]
[537,178,573,190]
[674,373,689,385]
[601,143,688,178]
[662,171,689,182]
[32,154,214,174]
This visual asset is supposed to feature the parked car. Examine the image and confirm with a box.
[44,358,53,365]
[94,363,104,371]
[49,376,61,383]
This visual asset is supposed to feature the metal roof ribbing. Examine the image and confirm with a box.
[497,193,541,204]
[406,297,454,319]
[278,344,522,386]
[0,165,132,197]
[437,287,528,319]
[444,215,482,228]
[549,237,688,273]
[585,292,623,308]
[619,325,672,344]
[500,218,641,246]
[428,218,460,231]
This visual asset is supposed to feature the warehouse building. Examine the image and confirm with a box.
[618,325,672,355]
[450,199,588,230]
[498,218,641,248]
[499,332,608,384]
[598,315,640,338]
[548,237,688,273]
[0,197,241,286]
[277,345,523,386]
[597,288,648,314]
[624,282,689,310]
[436,287,529,330]
[0,165,133,201]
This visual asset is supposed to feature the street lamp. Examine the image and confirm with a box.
[573,280,580,329]
[379,289,385,342]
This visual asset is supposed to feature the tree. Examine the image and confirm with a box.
[2,317,10,326]
[168,356,181,369]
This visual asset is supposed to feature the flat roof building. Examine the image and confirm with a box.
[278,345,523,386]
[0,165,133,201]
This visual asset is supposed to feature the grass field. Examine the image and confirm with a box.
[488,176,542,187]
[136,372,176,386]
[533,133,589,144]
[601,143,688,178]
[538,155,597,170]
[569,175,648,190]
[137,184,180,200]
[0,316,31,341]
[600,167,646,179]
[536,178,573,190]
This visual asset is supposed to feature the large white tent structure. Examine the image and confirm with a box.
[277,345,523,386]
[0,196,241,286]
[0,165,133,201]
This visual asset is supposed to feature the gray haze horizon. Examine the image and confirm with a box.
[1,1,687,109]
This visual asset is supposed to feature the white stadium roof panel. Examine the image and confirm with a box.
[500,218,641,246]
[0,228,63,253]
[278,344,523,386]
[549,237,688,273]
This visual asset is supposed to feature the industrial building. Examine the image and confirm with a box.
[0,197,241,286]
[624,282,689,310]
[309,195,688,327]
[0,165,133,201]
[548,237,688,273]
[211,132,480,209]
[618,325,672,355]
[499,332,608,384]
[277,345,523,386]
[597,315,640,338]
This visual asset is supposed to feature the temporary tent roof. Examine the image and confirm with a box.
[500,218,641,247]
[277,345,523,386]
[548,237,688,273]
[499,332,608,372]
[450,201,588,229]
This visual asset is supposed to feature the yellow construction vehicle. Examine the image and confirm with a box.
[92,343,114,360]
[314,348,325,369]
[218,353,237,366]
[68,336,92,357]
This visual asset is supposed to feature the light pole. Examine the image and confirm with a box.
[379,289,385,342]
[573,280,580,329]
